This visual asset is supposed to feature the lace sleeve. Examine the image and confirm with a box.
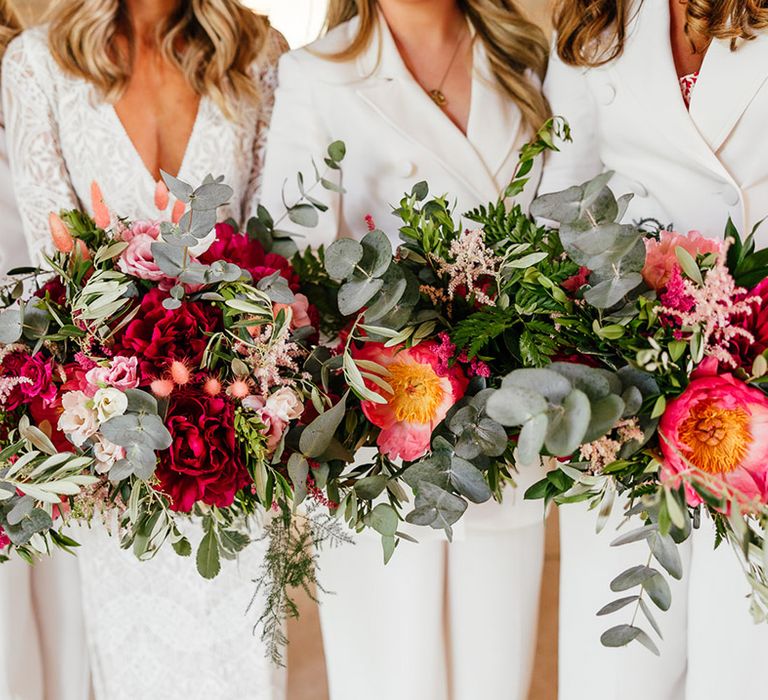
[2,32,79,265]
[243,28,290,222]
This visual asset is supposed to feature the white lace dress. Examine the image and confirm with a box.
[2,25,288,700]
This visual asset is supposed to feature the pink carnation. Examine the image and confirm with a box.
[643,230,722,291]
[85,356,140,392]
[659,361,768,510]
[117,232,169,283]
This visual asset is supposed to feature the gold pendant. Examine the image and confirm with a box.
[429,89,447,108]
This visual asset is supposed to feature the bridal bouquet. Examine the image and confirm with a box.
[0,174,329,581]
[313,120,768,653]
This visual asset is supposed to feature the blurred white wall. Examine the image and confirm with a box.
[244,0,329,49]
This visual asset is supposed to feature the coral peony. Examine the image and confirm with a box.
[659,363,768,508]
[156,388,249,512]
[642,230,722,291]
[354,341,468,462]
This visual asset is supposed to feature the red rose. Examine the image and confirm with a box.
[155,387,249,512]
[34,278,67,307]
[1,352,57,411]
[729,278,768,370]
[201,223,300,290]
[113,288,221,382]
[562,266,591,294]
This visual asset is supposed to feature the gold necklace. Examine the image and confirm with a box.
[428,26,468,109]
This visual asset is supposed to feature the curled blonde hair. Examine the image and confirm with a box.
[555,0,768,67]
[324,0,550,132]
[0,0,21,61]
[47,0,273,117]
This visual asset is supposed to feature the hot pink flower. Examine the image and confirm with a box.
[659,362,768,509]
[0,526,9,549]
[643,230,722,291]
[354,341,469,462]
[1,352,58,411]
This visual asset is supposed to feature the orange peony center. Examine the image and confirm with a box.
[677,402,751,474]
[387,361,444,424]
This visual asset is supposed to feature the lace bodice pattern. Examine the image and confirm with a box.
[1,25,289,700]
[2,25,287,264]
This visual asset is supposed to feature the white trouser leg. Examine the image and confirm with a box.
[447,523,545,700]
[685,516,768,700]
[31,553,91,700]
[558,503,691,700]
[0,559,43,700]
[316,538,448,700]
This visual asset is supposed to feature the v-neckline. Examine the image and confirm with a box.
[107,97,206,186]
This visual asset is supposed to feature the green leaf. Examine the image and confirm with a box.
[354,475,388,500]
[600,624,641,648]
[337,277,385,316]
[501,369,572,404]
[172,537,192,557]
[649,531,684,580]
[675,246,704,286]
[545,389,591,456]
[288,454,309,504]
[325,238,364,279]
[299,393,348,458]
[582,394,625,443]
[642,572,671,611]
[370,503,398,537]
[327,140,346,163]
[196,529,221,579]
[610,565,657,592]
[449,457,492,503]
[288,204,319,228]
[517,413,549,465]
[596,595,640,616]
[486,387,548,426]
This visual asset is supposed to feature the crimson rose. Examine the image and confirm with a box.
[1,352,57,411]
[114,288,220,382]
[201,223,300,291]
[729,278,768,371]
[156,388,249,512]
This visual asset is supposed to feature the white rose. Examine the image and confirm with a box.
[92,387,129,423]
[58,391,99,447]
[92,436,126,474]
[265,388,303,422]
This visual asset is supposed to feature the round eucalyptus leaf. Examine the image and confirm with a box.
[370,503,398,537]
[517,413,549,466]
[325,238,364,280]
[583,272,643,309]
[621,385,644,417]
[600,624,641,648]
[337,277,384,316]
[402,460,451,491]
[582,394,625,444]
[545,389,591,457]
[354,475,388,500]
[549,363,612,401]
[0,308,22,344]
[501,368,573,404]
[364,266,408,323]
[486,387,548,427]
[405,505,438,527]
[449,457,492,504]
[359,230,393,278]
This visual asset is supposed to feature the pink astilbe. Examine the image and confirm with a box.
[580,418,645,472]
[0,376,32,407]
[433,229,500,306]
[240,323,305,396]
[658,242,759,367]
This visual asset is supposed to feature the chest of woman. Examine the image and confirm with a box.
[52,78,259,222]
[580,43,768,239]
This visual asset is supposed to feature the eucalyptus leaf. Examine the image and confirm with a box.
[449,457,492,503]
[325,238,364,279]
[337,277,384,316]
[299,393,348,457]
[486,387,548,427]
[544,389,591,456]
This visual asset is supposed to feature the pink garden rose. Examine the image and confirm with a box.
[354,341,469,462]
[273,293,313,330]
[117,231,169,283]
[241,395,288,453]
[659,361,768,509]
[119,220,161,243]
[642,230,722,291]
[86,356,140,392]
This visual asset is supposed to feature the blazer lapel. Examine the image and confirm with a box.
[466,38,524,190]
[610,0,730,180]
[690,35,768,153]
[354,17,504,203]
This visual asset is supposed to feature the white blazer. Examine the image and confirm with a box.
[540,0,768,244]
[260,15,541,247]
[261,16,546,531]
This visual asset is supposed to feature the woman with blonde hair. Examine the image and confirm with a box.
[2,2,288,698]
[540,1,768,699]
[261,2,550,698]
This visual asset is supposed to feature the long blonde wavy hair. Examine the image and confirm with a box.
[47,0,272,117]
[0,0,21,60]
[556,0,768,67]
[324,0,550,132]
